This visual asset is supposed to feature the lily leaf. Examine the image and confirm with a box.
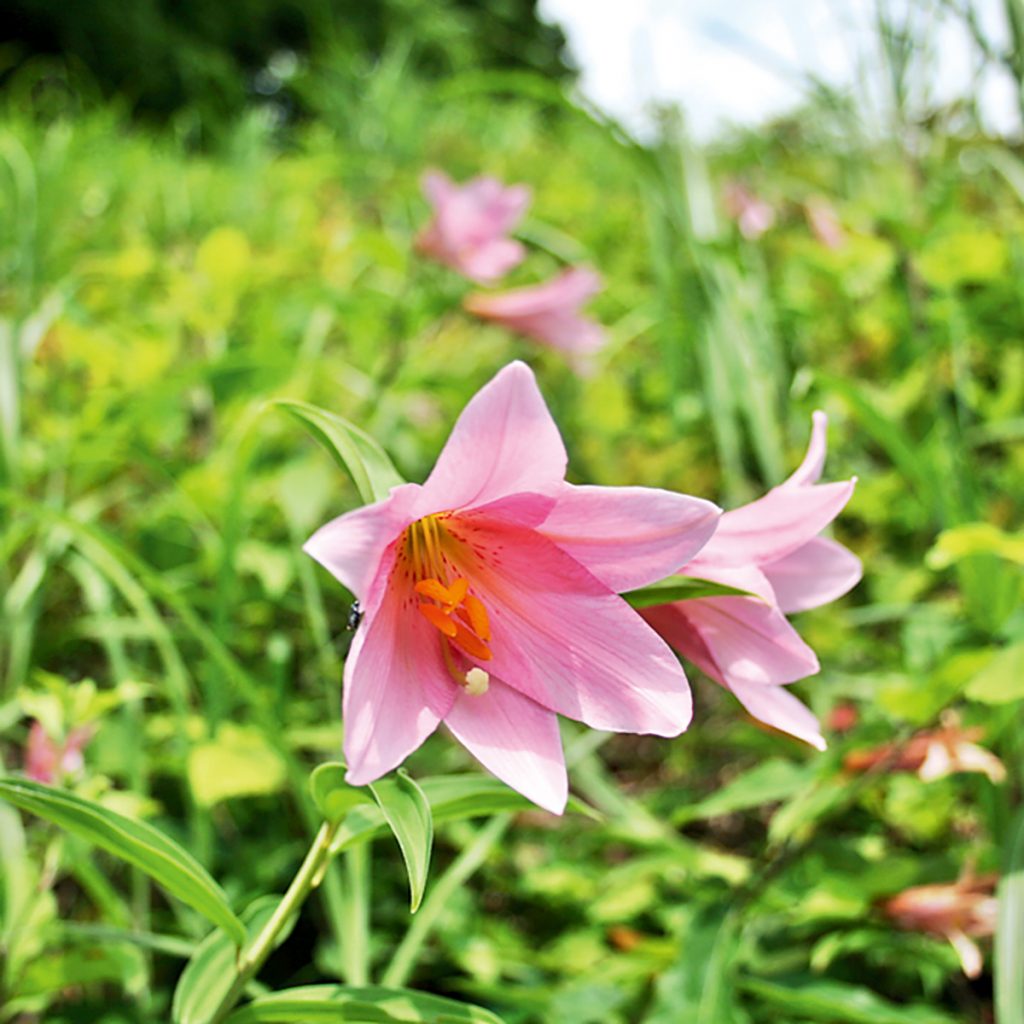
[223,984,507,1023]
[0,778,245,946]
[370,770,433,913]
[622,575,758,609]
[272,399,404,504]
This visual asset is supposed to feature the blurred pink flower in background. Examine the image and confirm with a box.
[463,267,606,373]
[805,196,846,249]
[25,721,92,784]
[722,180,775,240]
[883,874,998,978]
[305,362,719,813]
[642,412,860,750]
[844,720,1005,783]
[416,170,531,283]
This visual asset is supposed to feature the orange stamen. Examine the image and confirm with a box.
[462,594,491,642]
[450,622,493,661]
[418,603,457,637]
[415,578,456,605]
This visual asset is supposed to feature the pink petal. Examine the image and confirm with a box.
[538,483,720,592]
[465,267,602,319]
[727,679,827,750]
[697,479,855,569]
[460,239,527,284]
[451,513,692,736]
[342,555,456,786]
[762,537,862,613]
[685,597,820,686]
[419,362,567,512]
[783,410,829,487]
[642,581,819,688]
[25,722,58,784]
[304,483,421,605]
[421,169,455,207]
[444,679,567,814]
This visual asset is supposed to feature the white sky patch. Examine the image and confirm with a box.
[538,0,1018,139]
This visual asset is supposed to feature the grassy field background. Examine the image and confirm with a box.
[1,20,1023,1024]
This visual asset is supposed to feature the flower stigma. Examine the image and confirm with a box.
[401,513,493,693]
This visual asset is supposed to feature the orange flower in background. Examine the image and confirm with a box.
[882,874,997,978]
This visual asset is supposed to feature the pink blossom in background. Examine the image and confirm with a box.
[883,875,997,978]
[844,720,1006,784]
[25,721,92,784]
[416,170,531,284]
[305,362,720,813]
[805,197,846,250]
[722,181,775,240]
[463,268,606,373]
[642,412,861,751]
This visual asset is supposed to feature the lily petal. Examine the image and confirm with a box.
[444,679,568,814]
[420,362,567,512]
[304,483,421,604]
[343,559,456,786]
[784,410,828,488]
[643,586,820,688]
[698,479,855,568]
[727,678,827,750]
[454,514,692,736]
[762,537,862,613]
[538,483,721,592]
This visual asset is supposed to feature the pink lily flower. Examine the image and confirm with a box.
[883,874,997,978]
[25,721,92,784]
[305,362,720,813]
[463,268,606,373]
[416,170,530,284]
[642,412,861,750]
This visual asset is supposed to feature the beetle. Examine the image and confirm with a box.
[346,600,363,632]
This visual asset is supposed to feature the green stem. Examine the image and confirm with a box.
[381,815,510,989]
[339,844,371,985]
[209,820,339,1024]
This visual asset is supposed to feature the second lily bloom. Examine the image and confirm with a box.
[643,412,861,750]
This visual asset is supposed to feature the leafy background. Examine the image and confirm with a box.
[1,1,1022,1021]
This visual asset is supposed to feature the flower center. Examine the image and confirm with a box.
[402,514,492,693]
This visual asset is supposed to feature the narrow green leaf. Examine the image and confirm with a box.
[742,976,961,1024]
[997,808,1024,1024]
[370,771,433,912]
[173,897,286,1024]
[0,778,245,946]
[644,906,741,1024]
[310,763,374,825]
[673,759,813,825]
[273,399,404,504]
[623,575,758,609]
[223,984,507,1024]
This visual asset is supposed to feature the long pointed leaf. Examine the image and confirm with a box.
[223,984,506,1023]
[0,778,245,946]
[370,771,433,912]
[273,400,404,504]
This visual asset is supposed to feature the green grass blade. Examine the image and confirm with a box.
[0,779,245,946]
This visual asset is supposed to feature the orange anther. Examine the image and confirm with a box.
[415,578,454,605]
[462,594,491,642]
[450,622,493,661]
[418,603,457,637]
[447,578,469,605]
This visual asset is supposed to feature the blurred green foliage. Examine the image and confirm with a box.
[1,17,1023,1024]
[1,0,571,126]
